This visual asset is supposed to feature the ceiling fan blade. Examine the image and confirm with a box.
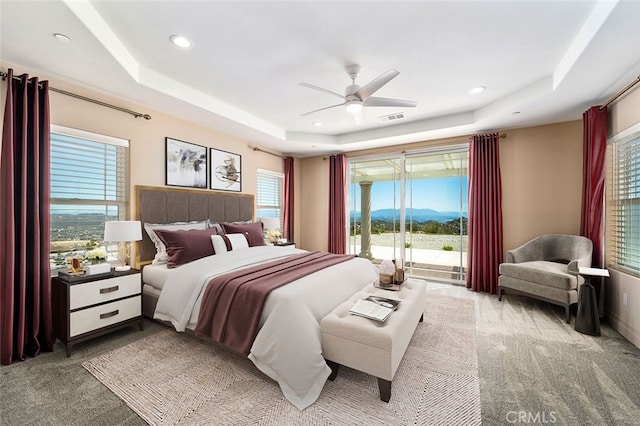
[363,97,418,108]
[300,102,345,117]
[299,82,345,100]
[355,69,400,100]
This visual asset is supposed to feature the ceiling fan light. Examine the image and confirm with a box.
[345,101,362,114]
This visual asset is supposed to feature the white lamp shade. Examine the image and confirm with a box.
[261,217,280,230]
[104,220,142,242]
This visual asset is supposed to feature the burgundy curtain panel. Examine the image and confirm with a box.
[283,156,294,242]
[1,69,53,365]
[328,154,347,254]
[466,132,504,294]
[580,106,607,268]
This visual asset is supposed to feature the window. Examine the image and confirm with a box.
[607,127,640,276]
[256,169,283,227]
[50,125,129,268]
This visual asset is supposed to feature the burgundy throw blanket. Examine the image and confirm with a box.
[194,251,355,355]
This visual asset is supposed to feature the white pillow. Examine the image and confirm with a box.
[144,221,207,264]
[207,220,225,235]
[211,233,249,254]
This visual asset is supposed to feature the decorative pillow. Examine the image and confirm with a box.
[144,220,208,264]
[154,228,218,268]
[222,222,266,247]
[211,233,250,254]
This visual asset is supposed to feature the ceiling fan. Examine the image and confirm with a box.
[300,64,417,122]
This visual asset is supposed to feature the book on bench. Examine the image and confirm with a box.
[349,296,400,322]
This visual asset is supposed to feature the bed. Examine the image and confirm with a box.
[135,185,378,410]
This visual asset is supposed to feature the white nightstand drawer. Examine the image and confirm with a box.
[70,296,141,337]
[70,274,140,310]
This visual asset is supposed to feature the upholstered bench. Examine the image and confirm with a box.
[320,278,426,402]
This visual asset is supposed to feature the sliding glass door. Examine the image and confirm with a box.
[403,149,468,281]
[347,146,468,283]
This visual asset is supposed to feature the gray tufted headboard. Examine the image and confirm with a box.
[134,185,255,266]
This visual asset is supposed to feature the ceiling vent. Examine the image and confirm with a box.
[378,112,406,122]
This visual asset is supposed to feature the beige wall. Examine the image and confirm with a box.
[605,83,640,348]
[49,92,284,215]
[298,120,584,257]
[500,121,583,251]
[298,156,330,251]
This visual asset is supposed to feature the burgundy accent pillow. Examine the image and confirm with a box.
[222,222,265,247]
[154,227,218,268]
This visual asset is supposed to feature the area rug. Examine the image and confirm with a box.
[82,294,481,425]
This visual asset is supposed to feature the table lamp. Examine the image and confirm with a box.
[104,220,142,271]
[261,217,281,243]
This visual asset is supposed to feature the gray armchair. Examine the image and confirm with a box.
[498,234,593,323]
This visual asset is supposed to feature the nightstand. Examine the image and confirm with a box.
[52,269,143,357]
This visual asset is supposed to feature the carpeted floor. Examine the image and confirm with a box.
[81,294,480,425]
[2,282,640,425]
[0,320,165,426]
[431,283,640,426]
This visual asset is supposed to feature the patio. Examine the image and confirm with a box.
[351,243,467,282]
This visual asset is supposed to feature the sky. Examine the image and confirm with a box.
[350,176,469,213]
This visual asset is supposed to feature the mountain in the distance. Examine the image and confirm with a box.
[351,208,467,223]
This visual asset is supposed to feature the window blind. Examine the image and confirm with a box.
[256,169,283,227]
[607,130,640,276]
[50,126,129,264]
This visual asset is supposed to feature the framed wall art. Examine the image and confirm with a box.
[210,148,242,192]
[165,137,208,189]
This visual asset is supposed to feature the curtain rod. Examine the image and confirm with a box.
[0,70,152,120]
[599,74,640,111]
[251,146,286,159]
[321,133,507,160]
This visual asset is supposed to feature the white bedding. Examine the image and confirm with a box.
[153,245,378,410]
[141,263,171,290]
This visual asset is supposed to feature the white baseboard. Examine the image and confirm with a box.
[607,311,640,350]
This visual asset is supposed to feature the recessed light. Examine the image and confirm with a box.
[53,33,71,43]
[170,35,192,49]
[313,121,323,127]
[468,86,486,95]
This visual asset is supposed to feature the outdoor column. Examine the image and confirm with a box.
[359,181,373,259]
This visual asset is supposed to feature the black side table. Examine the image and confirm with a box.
[574,267,609,336]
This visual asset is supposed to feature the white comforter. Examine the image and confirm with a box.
[153,245,378,410]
